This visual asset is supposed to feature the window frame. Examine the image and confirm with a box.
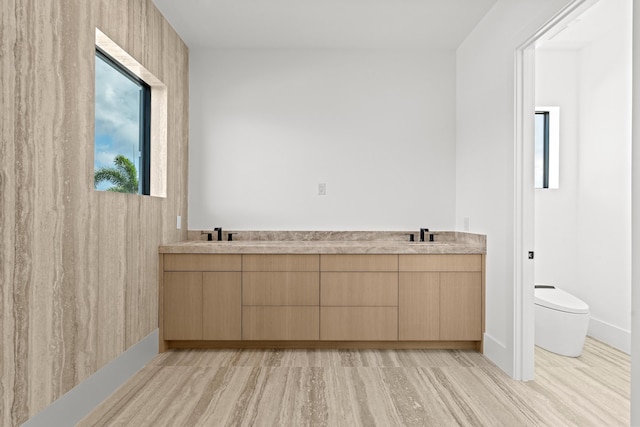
[535,111,551,189]
[534,106,560,190]
[95,47,152,195]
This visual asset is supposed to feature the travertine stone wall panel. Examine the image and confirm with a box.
[0,0,189,425]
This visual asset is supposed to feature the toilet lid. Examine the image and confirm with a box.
[534,286,589,314]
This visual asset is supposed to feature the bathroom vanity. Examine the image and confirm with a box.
[158,231,486,352]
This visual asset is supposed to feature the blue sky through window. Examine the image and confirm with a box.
[95,52,143,192]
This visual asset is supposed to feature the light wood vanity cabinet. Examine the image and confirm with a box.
[160,251,484,351]
[398,255,483,342]
[203,272,242,340]
[320,255,398,341]
[440,272,482,340]
[241,255,319,340]
[163,272,203,340]
[162,255,242,342]
[398,272,440,340]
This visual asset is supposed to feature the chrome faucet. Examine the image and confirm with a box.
[420,228,429,242]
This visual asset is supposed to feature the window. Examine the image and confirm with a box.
[94,48,151,195]
[535,107,559,189]
[535,111,550,188]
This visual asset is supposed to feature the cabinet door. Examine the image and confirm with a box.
[163,272,202,340]
[203,272,242,340]
[399,272,439,340]
[440,272,482,340]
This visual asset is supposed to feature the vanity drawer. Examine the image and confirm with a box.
[320,255,398,272]
[320,307,398,341]
[321,272,397,306]
[243,272,319,306]
[243,306,319,340]
[243,255,319,272]
[399,255,482,272]
[163,254,241,272]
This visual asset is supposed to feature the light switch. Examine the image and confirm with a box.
[318,183,327,196]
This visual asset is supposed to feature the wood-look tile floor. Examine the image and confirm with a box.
[79,338,629,426]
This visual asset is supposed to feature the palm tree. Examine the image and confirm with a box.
[94,154,139,193]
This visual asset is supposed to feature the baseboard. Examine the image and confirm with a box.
[22,329,158,427]
[588,316,631,354]
[482,332,513,377]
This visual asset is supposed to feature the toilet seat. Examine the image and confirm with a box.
[534,285,589,314]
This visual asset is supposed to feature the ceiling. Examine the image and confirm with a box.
[152,0,498,49]
[539,0,629,50]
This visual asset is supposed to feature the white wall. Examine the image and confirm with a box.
[534,50,580,297]
[535,14,632,352]
[631,1,640,422]
[456,0,575,376]
[577,8,632,350]
[189,49,456,230]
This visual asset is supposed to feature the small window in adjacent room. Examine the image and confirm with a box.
[94,48,151,195]
[535,106,560,189]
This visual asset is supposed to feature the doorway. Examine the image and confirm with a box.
[515,0,632,380]
[513,0,601,381]
[534,0,632,354]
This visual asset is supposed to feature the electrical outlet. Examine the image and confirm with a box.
[176,215,182,230]
[318,183,327,196]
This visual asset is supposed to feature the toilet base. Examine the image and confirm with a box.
[535,305,589,357]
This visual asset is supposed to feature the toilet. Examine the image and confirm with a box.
[534,284,590,357]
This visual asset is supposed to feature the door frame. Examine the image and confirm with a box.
[513,0,598,381]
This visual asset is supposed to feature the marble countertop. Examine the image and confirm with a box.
[159,231,486,255]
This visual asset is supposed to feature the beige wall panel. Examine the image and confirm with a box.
[96,193,128,367]
[0,0,18,417]
[440,272,483,340]
[164,273,203,340]
[399,255,482,272]
[243,307,319,340]
[399,273,440,340]
[320,255,398,272]
[243,272,319,306]
[320,272,398,306]
[203,273,242,340]
[1,0,189,423]
[164,254,242,272]
[243,255,319,272]
[320,307,398,341]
